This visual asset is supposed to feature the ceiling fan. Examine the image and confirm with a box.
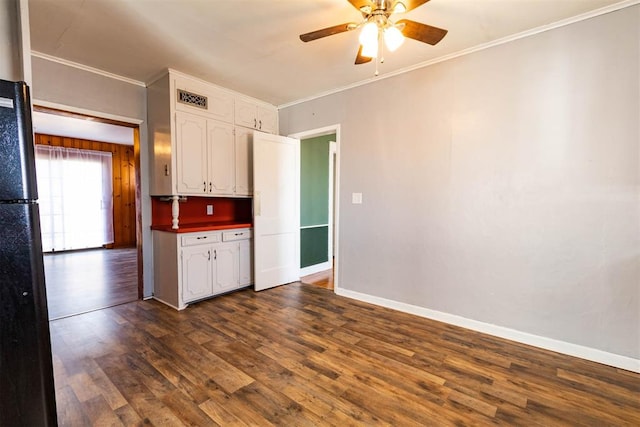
[299,0,447,73]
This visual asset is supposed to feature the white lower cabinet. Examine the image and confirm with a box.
[212,242,239,294]
[181,244,214,303]
[153,228,252,310]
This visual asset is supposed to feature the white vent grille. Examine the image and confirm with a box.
[177,89,208,109]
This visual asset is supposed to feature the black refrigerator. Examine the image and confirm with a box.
[0,80,57,425]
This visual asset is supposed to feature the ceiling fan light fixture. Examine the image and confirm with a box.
[359,21,378,46]
[393,2,407,14]
[359,21,379,57]
[384,25,404,51]
[361,40,378,58]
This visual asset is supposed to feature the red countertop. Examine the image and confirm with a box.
[151,221,252,233]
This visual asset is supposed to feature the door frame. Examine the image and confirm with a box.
[32,102,145,299]
[289,124,341,292]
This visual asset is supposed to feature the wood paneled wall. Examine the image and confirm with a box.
[34,134,137,248]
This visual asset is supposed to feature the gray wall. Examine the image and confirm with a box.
[31,56,153,297]
[280,6,640,360]
[0,0,22,81]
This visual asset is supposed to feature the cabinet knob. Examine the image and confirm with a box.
[203,181,206,192]
[207,250,211,261]
[209,182,212,192]
[259,120,262,130]
[254,118,257,128]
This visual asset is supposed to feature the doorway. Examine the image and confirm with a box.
[32,107,143,319]
[290,125,340,292]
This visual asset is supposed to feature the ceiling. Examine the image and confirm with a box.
[32,111,134,145]
[29,0,629,107]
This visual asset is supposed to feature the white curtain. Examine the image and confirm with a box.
[35,145,114,252]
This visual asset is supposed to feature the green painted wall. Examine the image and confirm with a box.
[301,227,329,268]
[300,134,334,268]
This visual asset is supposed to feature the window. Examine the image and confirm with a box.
[35,145,114,252]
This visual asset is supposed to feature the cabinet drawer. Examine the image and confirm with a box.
[222,229,252,242]
[181,232,221,247]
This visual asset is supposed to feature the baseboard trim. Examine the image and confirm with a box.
[335,288,640,373]
[300,262,332,277]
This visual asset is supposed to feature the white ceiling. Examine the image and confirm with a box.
[29,0,630,107]
[32,111,134,145]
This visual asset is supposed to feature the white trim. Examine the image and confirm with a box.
[289,124,341,292]
[18,0,32,86]
[278,0,640,109]
[300,224,329,229]
[335,287,640,373]
[30,51,146,87]
[328,141,336,261]
[32,99,143,125]
[300,261,332,277]
[290,125,341,139]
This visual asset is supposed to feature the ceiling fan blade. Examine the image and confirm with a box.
[395,0,430,13]
[355,45,373,64]
[347,0,430,13]
[347,0,373,12]
[300,23,354,42]
[397,19,447,45]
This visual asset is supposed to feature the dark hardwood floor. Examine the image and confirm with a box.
[49,283,639,426]
[301,268,334,290]
[44,248,138,320]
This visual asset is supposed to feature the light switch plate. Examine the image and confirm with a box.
[352,192,363,204]
[206,205,213,215]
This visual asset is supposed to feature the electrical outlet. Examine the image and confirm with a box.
[206,205,213,215]
[352,193,363,204]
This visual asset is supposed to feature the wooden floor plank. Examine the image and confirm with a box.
[49,283,640,426]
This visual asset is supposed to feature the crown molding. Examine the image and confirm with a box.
[30,51,146,87]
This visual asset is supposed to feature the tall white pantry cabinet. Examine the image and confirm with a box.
[148,70,278,309]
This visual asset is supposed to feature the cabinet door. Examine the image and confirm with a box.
[239,239,253,286]
[175,112,208,194]
[257,106,277,134]
[234,127,253,196]
[213,242,239,294]
[181,245,214,303]
[208,88,234,123]
[235,98,257,129]
[208,120,235,195]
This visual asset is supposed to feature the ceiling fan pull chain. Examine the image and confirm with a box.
[380,29,385,64]
[375,28,382,76]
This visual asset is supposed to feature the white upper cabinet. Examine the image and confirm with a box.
[234,126,253,196]
[148,69,278,197]
[257,106,278,134]
[175,112,208,194]
[235,97,278,134]
[208,120,235,195]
